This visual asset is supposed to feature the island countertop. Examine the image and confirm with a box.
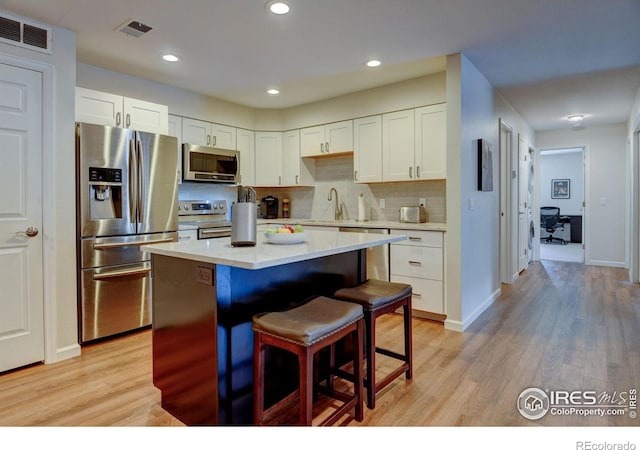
[142,229,406,270]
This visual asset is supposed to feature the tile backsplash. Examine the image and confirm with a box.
[178,155,446,223]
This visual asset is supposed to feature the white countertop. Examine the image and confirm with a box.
[142,229,406,270]
[260,218,447,232]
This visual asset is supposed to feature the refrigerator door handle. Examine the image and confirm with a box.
[136,138,145,225]
[128,138,137,224]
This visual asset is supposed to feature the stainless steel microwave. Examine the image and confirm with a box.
[182,143,239,183]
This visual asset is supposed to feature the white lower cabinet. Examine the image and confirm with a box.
[390,229,444,315]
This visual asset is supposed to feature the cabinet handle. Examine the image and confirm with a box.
[207,135,211,146]
[416,166,421,178]
[409,166,413,178]
[279,175,281,185]
[320,142,324,153]
[413,293,422,297]
[125,113,131,128]
[326,141,329,153]
[408,236,422,241]
[408,260,422,266]
[354,170,359,181]
[213,136,217,147]
[295,174,299,185]
[116,112,121,126]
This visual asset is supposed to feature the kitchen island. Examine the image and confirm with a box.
[141,230,405,425]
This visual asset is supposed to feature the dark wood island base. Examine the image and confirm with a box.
[150,250,366,425]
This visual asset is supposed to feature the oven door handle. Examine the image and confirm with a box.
[93,267,151,280]
[200,228,232,238]
[94,237,174,250]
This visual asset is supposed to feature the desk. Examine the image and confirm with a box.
[540,215,582,243]
[142,230,405,425]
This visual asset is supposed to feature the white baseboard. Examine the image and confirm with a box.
[586,260,626,268]
[445,288,501,332]
[444,319,464,332]
[47,343,81,364]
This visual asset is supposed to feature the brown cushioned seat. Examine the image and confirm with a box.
[333,279,412,311]
[252,296,365,426]
[252,296,363,346]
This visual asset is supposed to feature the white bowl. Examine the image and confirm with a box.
[264,231,307,245]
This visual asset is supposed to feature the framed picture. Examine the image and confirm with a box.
[551,179,570,199]
[477,139,493,191]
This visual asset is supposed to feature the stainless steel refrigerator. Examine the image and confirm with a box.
[76,122,179,343]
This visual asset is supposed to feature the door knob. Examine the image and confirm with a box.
[25,226,39,237]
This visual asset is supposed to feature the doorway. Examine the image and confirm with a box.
[538,147,585,263]
[0,61,45,372]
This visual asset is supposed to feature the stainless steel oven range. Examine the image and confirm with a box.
[178,199,232,239]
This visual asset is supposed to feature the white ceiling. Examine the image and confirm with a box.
[1,0,639,131]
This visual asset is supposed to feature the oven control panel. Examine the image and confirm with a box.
[178,199,227,216]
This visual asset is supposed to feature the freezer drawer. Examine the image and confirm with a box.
[80,262,152,342]
[80,232,177,269]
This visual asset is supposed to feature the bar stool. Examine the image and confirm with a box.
[252,296,364,426]
[332,279,413,409]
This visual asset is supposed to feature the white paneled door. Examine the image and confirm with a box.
[0,63,44,372]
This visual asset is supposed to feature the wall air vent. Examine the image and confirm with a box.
[0,12,51,53]
[116,19,153,38]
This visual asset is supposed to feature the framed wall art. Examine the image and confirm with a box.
[477,139,493,191]
[551,179,570,199]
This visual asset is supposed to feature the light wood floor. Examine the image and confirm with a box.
[1,260,638,426]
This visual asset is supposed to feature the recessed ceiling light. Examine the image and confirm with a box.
[366,59,382,68]
[267,1,290,15]
[162,54,180,62]
[267,88,280,95]
[567,114,584,123]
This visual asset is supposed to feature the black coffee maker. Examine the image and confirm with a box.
[261,196,279,219]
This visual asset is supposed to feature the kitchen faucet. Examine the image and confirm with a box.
[328,187,343,220]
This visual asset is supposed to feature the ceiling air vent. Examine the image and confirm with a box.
[0,13,51,53]
[116,19,153,38]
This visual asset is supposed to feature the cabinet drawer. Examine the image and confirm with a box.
[390,245,442,280]
[391,229,442,247]
[390,275,443,314]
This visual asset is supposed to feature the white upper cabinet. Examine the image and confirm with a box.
[75,87,168,134]
[300,120,353,157]
[167,114,183,184]
[282,130,301,186]
[353,115,382,183]
[414,103,446,180]
[182,117,236,150]
[254,131,283,187]
[254,130,312,187]
[382,104,447,182]
[236,128,255,186]
[382,109,415,181]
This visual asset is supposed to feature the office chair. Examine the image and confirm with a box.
[540,206,566,245]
